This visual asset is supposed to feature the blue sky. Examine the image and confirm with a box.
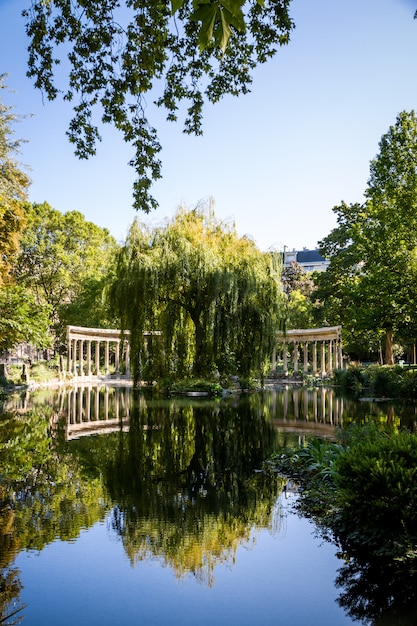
[1,0,417,250]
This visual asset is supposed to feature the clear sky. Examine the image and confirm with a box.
[1,0,417,250]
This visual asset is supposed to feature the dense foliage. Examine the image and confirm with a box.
[0,284,51,353]
[0,75,30,287]
[316,111,417,364]
[109,205,283,383]
[273,423,417,563]
[333,363,417,400]
[23,0,293,212]
[14,202,119,348]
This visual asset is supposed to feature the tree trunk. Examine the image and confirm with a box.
[385,329,394,365]
[192,314,210,377]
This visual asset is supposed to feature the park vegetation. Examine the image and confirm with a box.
[271,422,417,567]
[108,204,283,385]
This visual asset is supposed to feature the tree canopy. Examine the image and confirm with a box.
[317,111,417,364]
[0,75,30,286]
[23,0,293,212]
[109,204,283,382]
[14,202,119,347]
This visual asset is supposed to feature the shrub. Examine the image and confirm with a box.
[332,427,417,559]
[333,366,367,395]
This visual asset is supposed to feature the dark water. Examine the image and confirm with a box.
[1,386,417,625]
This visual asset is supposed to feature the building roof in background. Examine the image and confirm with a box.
[295,249,326,263]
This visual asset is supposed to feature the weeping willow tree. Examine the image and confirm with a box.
[109,205,283,383]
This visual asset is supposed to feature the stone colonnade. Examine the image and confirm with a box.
[66,325,132,379]
[274,326,343,377]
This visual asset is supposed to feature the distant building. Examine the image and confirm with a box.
[282,247,329,272]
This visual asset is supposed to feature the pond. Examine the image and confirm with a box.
[1,385,417,625]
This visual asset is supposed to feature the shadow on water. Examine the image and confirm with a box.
[1,385,417,623]
[334,556,417,625]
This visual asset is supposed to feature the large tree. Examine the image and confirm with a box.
[109,204,283,382]
[0,284,51,353]
[0,74,30,285]
[14,202,119,346]
[317,111,417,364]
[23,0,293,212]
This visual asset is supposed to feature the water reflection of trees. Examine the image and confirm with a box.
[0,409,109,624]
[102,393,285,585]
[335,556,417,625]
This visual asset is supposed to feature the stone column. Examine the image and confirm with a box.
[312,341,317,376]
[86,340,92,376]
[73,340,78,376]
[67,337,72,374]
[79,339,84,376]
[283,340,288,376]
[328,340,333,375]
[105,341,110,376]
[320,341,326,377]
[125,342,131,378]
[115,340,120,375]
[303,341,309,374]
[95,341,100,376]
[293,342,299,374]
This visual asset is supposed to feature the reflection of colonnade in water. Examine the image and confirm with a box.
[274,326,343,377]
[66,385,132,440]
[271,386,344,427]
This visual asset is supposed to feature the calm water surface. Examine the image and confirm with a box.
[1,386,417,625]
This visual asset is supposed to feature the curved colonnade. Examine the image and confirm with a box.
[274,326,343,377]
[66,324,343,381]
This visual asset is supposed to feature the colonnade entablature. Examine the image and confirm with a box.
[274,325,343,377]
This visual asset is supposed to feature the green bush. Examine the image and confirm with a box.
[333,427,417,559]
[333,366,367,395]
[273,423,417,563]
[366,365,403,397]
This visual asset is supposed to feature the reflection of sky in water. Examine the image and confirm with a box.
[15,493,352,626]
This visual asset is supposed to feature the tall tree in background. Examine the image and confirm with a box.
[15,202,119,348]
[0,76,51,353]
[317,111,417,364]
[281,260,316,330]
[23,0,293,212]
[109,204,283,382]
[0,74,30,285]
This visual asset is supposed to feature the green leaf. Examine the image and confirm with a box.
[216,11,232,52]
[190,4,218,50]
[171,0,184,15]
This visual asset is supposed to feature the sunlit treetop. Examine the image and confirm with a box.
[22,0,294,212]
